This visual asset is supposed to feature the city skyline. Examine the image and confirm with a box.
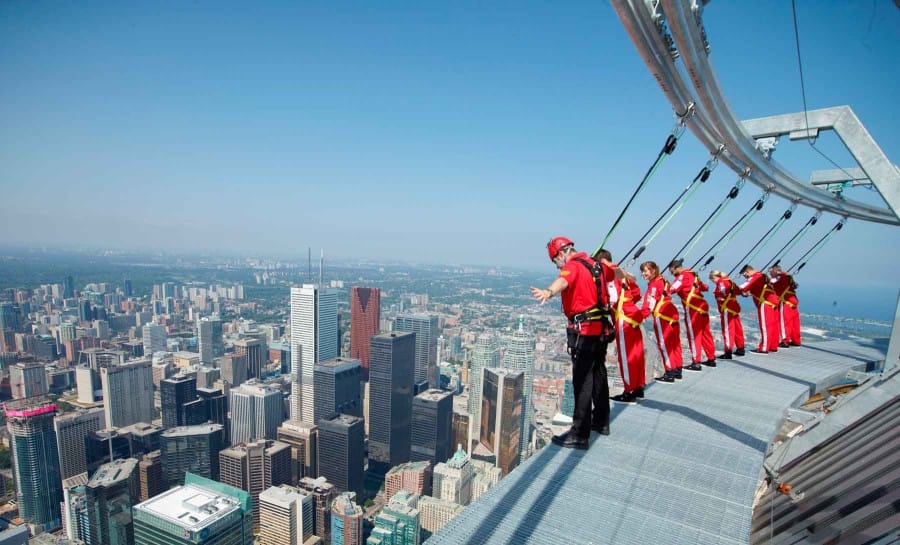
[1,3,898,285]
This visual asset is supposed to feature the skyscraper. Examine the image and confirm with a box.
[85,458,139,545]
[297,477,335,543]
[141,323,166,356]
[393,314,439,389]
[160,424,225,486]
[259,485,313,545]
[331,492,363,545]
[369,489,420,545]
[234,337,264,379]
[313,357,362,425]
[467,333,500,451]
[4,397,64,533]
[290,285,339,423]
[368,332,415,476]
[132,473,252,545]
[349,286,380,379]
[138,451,165,502]
[101,359,154,429]
[197,317,213,364]
[219,440,292,529]
[10,362,49,400]
[277,421,318,482]
[160,374,197,429]
[0,301,20,332]
[411,389,453,467]
[229,380,284,444]
[451,411,469,459]
[221,353,249,387]
[54,407,106,480]
[479,368,523,476]
[503,317,535,459]
[431,445,474,506]
[317,414,364,498]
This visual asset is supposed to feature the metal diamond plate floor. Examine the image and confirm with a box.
[425,339,886,545]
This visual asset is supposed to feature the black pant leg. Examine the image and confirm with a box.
[571,334,599,438]
[592,339,610,428]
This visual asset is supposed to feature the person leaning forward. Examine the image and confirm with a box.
[531,236,620,450]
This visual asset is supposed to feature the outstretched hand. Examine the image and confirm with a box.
[530,286,550,305]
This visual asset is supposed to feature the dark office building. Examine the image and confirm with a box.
[368,332,415,476]
[313,357,362,425]
[85,458,139,545]
[411,389,453,466]
[160,375,197,429]
[317,414,364,499]
[183,387,228,429]
[160,423,225,486]
[85,429,132,477]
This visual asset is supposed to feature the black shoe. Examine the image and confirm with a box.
[750,349,768,354]
[610,392,637,405]
[718,352,733,360]
[734,348,746,356]
[591,424,610,435]
[672,369,683,380]
[780,342,791,348]
[703,359,717,367]
[685,363,703,371]
[552,430,589,449]
[634,387,645,398]
[655,374,675,384]
[789,342,801,347]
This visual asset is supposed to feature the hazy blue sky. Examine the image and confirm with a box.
[1,2,898,287]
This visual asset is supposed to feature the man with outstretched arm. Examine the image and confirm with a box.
[531,236,618,450]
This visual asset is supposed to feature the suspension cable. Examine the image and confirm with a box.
[691,190,769,271]
[727,204,797,277]
[617,149,723,267]
[763,211,821,269]
[668,172,748,266]
[595,117,687,256]
[786,218,846,274]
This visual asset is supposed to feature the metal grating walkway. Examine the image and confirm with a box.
[425,339,887,545]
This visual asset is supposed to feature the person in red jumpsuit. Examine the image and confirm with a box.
[531,237,617,449]
[667,259,716,368]
[768,265,801,347]
[708,270,746,359]
[596,250,645,404]
[640,261,683,383]
[739,264,781,353]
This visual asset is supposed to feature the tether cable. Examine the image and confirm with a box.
[669,174,747,266]
[618,155,719,267]
[786,218,845,274]
[691,191,769,271]
[728,204,797,277]
[763,211,821,270]
[595,121,686,256]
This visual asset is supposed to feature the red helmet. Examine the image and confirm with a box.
[546,236,574,261]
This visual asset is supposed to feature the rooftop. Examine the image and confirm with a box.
[426,339,891,545]
[87,458,138,488]
[416,389,453,402]
[134,483,241,531]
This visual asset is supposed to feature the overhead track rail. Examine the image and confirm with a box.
[612,0,899,226]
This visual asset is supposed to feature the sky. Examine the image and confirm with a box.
[1,1,898,289]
